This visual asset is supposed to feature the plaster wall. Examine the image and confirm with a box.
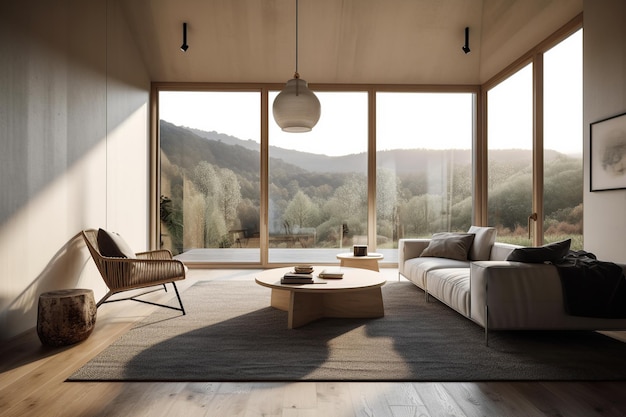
[583,0,626,263]
[0,0,150,340]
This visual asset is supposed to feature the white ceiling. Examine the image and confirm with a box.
[119,0,582,86]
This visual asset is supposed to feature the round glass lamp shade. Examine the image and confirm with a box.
[272,78,321,132]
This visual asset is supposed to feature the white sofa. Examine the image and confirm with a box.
[398,229,626,344]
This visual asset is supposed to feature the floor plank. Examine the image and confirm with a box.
[242,382,286,417]
[315,382,355,417]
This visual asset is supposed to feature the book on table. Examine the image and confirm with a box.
[281,272,314,284]
[318,267,344,279]
[293,265,314,274]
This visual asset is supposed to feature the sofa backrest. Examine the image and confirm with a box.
[467,226,497,261]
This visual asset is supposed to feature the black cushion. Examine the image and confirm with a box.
[97,228,135,258]
[420,232,475,261]
[506,239,571,264]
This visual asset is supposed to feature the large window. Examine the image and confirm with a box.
[487,64,534,246]
[153,20,582,266]
[158,91,261,263]
[485,28,583,248]
[543,29,583,249]
[267,91,368,263]
[376,92,474,250]
[157,88,477,266]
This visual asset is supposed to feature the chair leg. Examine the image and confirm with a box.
[171,282,186,315]
[97,284,185,315]
[96,292,113,308]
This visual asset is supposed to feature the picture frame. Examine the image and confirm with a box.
[590,112,626,192]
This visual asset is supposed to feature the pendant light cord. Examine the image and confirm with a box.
[294,0,299,78]
[294,0,300,96]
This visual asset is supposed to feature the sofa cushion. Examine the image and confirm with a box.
[505,239,571,264]
[404,257,470,288]
[420,232,475,261]
[467,226,497,261]
[97,228,135,258]
[426,268,471,317]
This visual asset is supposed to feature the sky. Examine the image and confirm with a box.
[159,31,582,157]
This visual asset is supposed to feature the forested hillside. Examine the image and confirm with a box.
[159,121,582,253]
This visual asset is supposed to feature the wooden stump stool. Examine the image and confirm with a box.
[37,289,97,346]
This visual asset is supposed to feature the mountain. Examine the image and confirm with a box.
[162,121,576,176]
[167,122,475,174]
[160,121,264,180]
[187,126,367,173]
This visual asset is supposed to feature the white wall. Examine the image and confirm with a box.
[583,0,626,263]
[0,0,151,340]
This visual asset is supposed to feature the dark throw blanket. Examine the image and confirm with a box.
[556,251,626,318]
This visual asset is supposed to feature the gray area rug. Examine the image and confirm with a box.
[68,280,626,382]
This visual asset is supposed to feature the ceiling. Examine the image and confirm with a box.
[118,0,582,86]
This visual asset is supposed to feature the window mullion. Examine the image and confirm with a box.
[533,55,544,246]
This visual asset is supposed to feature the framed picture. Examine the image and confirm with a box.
[590,112,626,191]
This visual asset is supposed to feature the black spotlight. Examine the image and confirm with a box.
[462,26,470,54]
[180,22,189,52]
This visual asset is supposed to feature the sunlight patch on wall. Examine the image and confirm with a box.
[0,140,107,338]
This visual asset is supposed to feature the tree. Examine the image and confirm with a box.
[189,162,244,246]
[376,168,398,222]
[488,174,532,231]
[237,198,260,237]
[217,167,242,228]
[160,153,184,253]
[183,179,206,249]
[284,190,317,229]
[399,194,445,236]
[306,175,366,245]
[160,195,183,253]
[192,161,218,195]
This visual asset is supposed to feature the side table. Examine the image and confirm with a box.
[336,252,384,271]
[37,289,97,346]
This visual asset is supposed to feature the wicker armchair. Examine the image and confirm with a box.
[82,229,186,315]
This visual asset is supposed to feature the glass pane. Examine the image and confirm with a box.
[268,91,368,264]
[544,29,583,250]
[377,92,474,252]
[487,64,533,246]
[158,91,261,263]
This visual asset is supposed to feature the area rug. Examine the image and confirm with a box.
[68,280,626,382]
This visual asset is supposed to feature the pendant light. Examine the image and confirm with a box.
[272,0,321,132]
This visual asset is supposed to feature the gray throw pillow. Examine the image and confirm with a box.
[467,226,497,261]
[97,228,136,258]
[506,239,571,264]
[420,232,475,261]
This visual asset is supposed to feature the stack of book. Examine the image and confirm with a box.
[281,266,314,284]
[281,272,314,284]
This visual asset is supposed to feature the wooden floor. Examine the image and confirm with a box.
[2,268,626,417]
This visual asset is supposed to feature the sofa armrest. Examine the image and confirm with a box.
[488,242,521,261]
[398,238,430,276]
[470,261,564,329]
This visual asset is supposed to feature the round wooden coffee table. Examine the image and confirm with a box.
[255,266,386,329]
